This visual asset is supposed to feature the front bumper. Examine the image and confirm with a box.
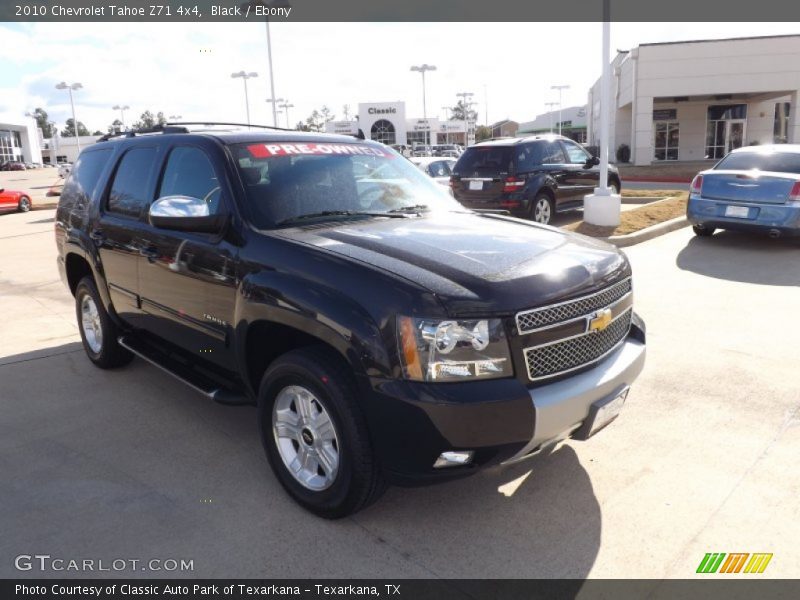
[687,196,800,237]
[361,320,646,486]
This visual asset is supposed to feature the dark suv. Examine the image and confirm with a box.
[451,135,622,224]
[56,125,645,518]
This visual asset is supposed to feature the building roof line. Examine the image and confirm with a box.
[639,33,800,48]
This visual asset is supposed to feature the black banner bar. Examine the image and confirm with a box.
[3,0,800,22]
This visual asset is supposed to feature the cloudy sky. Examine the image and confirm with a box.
[2,21,798,133]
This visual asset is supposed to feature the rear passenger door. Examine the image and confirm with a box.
[537,141,580,206]
[95,145,160,325]
[560,139,598,199]
[136,142,238,372]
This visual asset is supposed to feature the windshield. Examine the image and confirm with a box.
[716,150,800,174]
[234,142,461,228]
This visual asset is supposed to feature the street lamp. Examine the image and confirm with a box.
[410,64,437,120]
[112,105,129,130]
[456,92,473,147]
[550,84,570,136]
[266,97,285,125]
[231,71,258,126]
[544,101,559,133]
[55,81,83,152]
[279,101,294,129]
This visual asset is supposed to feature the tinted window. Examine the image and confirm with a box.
[159,147,222,214]
[516,142,546,172]
[454,146,513,174]
[61,149,113,209]
[716,151,800,174]
[107,147,158,218]
[427,160,451,177]
[562,140,591,164]
[542,141,567,164]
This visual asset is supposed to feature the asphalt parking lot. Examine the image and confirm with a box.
[1,209,798,581]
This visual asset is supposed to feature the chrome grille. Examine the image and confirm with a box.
[516,278,632,334]
[524,309,632,381]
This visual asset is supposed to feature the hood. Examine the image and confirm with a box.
[273,212,630,315]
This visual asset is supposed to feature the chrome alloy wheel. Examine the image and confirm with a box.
[272,385,340,491]
[534,197,552,224]
[80,294,103,354]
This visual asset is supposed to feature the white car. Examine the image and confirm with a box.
[410,157,457,186]
[58,163,72,178]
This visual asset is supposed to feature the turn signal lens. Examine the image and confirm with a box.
[398,316,423,380]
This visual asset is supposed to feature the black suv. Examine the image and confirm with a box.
[451,135,622,224]
[56,125,645,518]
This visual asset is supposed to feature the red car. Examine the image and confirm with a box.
[0,188,32,213]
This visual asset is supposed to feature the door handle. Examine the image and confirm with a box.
[139,244,159,260]
[89,229,105,243]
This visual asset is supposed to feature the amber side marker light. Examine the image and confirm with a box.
[398,316,423,380]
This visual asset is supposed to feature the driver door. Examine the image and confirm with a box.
[136,143,238,371]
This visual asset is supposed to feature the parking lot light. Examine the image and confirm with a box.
[545,102,559,133]
[551,84,570,136]
[279,100,294,129]
[55,81,83,152]
[231,71,259,127]
[410,64,437,120]
[112,105,129,130]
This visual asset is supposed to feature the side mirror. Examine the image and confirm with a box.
[587,155,600,167]
[148,195,226,233]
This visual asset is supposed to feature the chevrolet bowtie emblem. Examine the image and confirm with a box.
[589,308,613,332]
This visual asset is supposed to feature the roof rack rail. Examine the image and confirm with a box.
[167,121,295,132]
[97,123,189,142]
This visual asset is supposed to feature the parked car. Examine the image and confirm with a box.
[390,144,412,157]
[450,135,621,225]
[56,127,645,518]
[410,156,457,185]
[687,144,800,239]
[0,188,32,213]
[432,144,462,158]
[1,161,26,171]
[411,145,432,157]
[58,163,72,178]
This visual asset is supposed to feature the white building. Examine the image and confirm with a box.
[517,106,587,142]
[325,101,470,146]
[0,113,43,164]
[42,135,100,164]
[587,34,800,165]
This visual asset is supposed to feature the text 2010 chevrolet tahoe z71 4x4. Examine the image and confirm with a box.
[55,127,646,518]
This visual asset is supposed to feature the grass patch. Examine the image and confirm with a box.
[564,192,688,237]
[620,188,684,198]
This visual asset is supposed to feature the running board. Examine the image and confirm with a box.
[118,335,250,406]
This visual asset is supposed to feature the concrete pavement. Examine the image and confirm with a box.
[1,208,798,580]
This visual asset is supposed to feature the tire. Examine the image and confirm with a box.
[531,192,554,225]
[18,196,31,212]
[74,276,134,369]
[692,225,715,237]
[258,347,386,518]
[609,180,620,195]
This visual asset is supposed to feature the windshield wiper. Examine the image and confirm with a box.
[385,204,429,214]
[276,210,407,226]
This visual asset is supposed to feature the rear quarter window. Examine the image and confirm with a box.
[454,146,513,174]
[107,147,159,218]
[59,149,113,210]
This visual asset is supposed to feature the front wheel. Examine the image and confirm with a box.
[18,196,31,212]
[258,347,386,518]
[531,193,554,225]
[75,276,134,369]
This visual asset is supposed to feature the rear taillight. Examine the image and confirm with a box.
[789,181,800,203]
[690,174,703,194]
[449,175,457,188]
[503,176,525,193]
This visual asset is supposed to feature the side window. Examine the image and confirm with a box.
[61,149,113,209]
[429,161,450,177]
[541,141,566,165]
[516,142,546,172]
[562,140,592,164]
[158,147,222,214]
[107,147,158,218]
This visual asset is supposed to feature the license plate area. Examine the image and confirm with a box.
[724,205,749,218]
[573,387,629,440]
[468,180,484,191]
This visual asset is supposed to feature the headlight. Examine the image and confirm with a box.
[397,316,513,382]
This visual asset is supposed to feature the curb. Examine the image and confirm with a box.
[606,216,689,247]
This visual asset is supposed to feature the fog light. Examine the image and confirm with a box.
[433,451,474,468]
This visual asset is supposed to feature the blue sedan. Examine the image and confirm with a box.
[687,145,800,239]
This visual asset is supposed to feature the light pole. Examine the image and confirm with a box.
[551,84,570,136]
[410,64,437,120]
[456,92,473,147]
[266,97,284,125]
[545,101,559,133]
[55,81,83,152]
[280,101,294,129]
[441,107,451,143]
[231,71,258,126]
[112,105,129,130]
[483,84,488,126]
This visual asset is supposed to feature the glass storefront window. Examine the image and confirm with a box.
[370,119,396,145]
[705,104,747,160]
[774,102,790,143]
[654,121,679,161]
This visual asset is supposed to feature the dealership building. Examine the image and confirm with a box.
[0,113,43,164]
[325,101,471,146]
[587,34,800,165]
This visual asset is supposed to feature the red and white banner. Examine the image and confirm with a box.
[247,143,391,158]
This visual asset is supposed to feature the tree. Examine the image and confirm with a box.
[107,119,124,134]
[32,108,55,138]
[61,118,90,137]
[475,125,492,142]
[449,100,478,123]
[92,130,103,136]
[295,121,310,132]
[304,106,336,133]
[342,104,351,121]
